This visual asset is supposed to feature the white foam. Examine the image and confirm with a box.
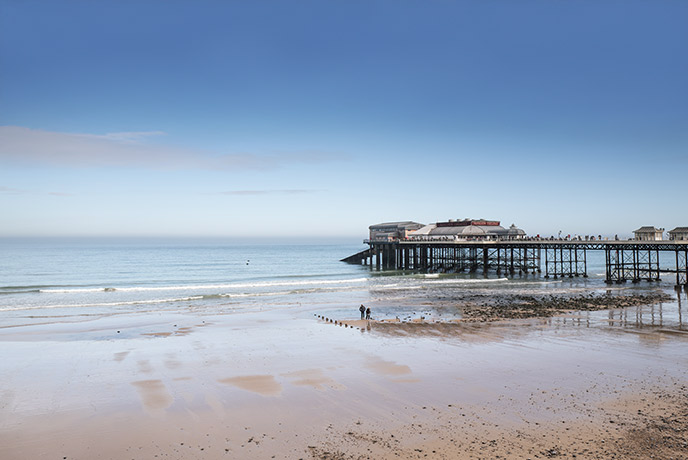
[38,277,369,294]
[371,285,424,291]
[426,277,509,285]
[0,296,205,312]
[504,280,564,286]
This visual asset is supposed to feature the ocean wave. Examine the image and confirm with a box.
[0,289,42,295]
[0,283,373,312]
[1,284,84,294]
[0,296,205,312]
[425,277,510,285]
[217,285,369,298]
[37,277,369,294]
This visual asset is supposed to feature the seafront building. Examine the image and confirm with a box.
[369,219,526,242]
[368,222,425,241]
[668,227,688,241]
[408,219,526,241]
[633,226,665,241]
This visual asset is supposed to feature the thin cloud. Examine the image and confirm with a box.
[48,192,74,197]
[97,131,167,143]
[0,185,24,194]
[216,189,324,196]
[1,186,72,196]
[0,126,340,171]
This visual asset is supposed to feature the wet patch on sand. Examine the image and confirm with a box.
[392,378,422,383]
[365,357,412,376]
[142,331,173,337]
[219,375,282,396]
[281,369,345,391]
[164,356,182,370]
[113,351,129,362]
[137,359,153,374]
[131,379,173,411]
[0,390,15,410]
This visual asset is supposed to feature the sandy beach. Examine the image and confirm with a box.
[0,289,686,459]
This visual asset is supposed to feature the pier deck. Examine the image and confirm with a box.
[345,240,688,289]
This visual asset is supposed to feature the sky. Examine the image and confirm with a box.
[1,0,686,240]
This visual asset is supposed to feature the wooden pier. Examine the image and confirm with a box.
[343,240,688,290]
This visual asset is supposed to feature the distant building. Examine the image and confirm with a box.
[633,226,664,241]
[668,227,688,241]
[369,221,424,241]
[408,218,526,240]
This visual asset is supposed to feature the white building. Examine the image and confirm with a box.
[668,227,688,241]
[633,226,664,241]
[408,219,526,240]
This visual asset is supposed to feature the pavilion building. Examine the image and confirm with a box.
[633,226,664,241]
[668,227,688,241]
[408,218,526,240]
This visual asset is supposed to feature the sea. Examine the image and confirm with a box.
[0,238,685,329]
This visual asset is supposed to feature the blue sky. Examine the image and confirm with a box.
[1,1,686,240]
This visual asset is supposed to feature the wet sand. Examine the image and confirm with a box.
[1,291,687,459]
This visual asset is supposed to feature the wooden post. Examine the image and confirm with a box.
[605,246,612,284]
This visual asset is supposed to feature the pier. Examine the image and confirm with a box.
[344,240,688,290]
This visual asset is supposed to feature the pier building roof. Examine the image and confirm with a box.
[409,224,436,235]
[405,218,527,240]
[430,224,505,236]
[633,226,665,233]
[507,224,526,236]
[436,218,500,227]
[369,221,424,230]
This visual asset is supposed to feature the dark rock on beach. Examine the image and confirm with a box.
[459,291,673,322]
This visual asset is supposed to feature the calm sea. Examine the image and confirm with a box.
[0,239,681,328]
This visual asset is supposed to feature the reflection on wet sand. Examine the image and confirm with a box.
[605,291,686,330]
[321,291,688,342]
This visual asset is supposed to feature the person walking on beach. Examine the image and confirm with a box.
[365,307,371,320]
[359,304,366,319]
